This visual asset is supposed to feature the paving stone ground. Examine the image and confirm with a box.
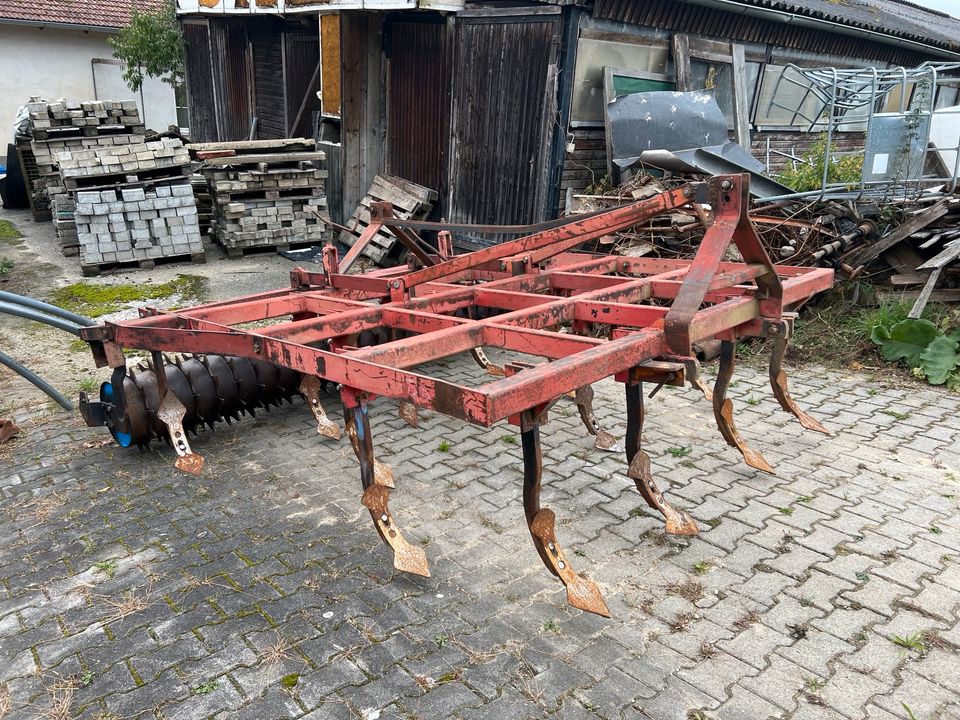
[1,353,959,720]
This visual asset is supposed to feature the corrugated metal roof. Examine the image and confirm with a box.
[731,0,960,53]
[0,0,166,30]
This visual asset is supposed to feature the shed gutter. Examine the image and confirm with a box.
[680,0,960,60]
[0,17,117,33]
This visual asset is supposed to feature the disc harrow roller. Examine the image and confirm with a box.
[80,354,304,450]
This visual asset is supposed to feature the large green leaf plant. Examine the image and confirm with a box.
[871,318,960,388]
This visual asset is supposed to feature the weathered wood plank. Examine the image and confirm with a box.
[844,201,950,267]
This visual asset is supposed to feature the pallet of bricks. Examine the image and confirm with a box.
[189,138,329,257]
[24,99,145,254]
[60,138,205,276]
[339,174,438,265]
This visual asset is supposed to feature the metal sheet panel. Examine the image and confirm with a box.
[448,14,561,228]
[387,16,451,217]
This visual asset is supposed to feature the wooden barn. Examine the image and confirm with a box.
[175,0,960,227]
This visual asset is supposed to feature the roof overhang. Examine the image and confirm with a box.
[0,17,118,32]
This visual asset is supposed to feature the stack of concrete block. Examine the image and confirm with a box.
[74,183,205,276]
[189,138,329,256]
[58,138,190,188]
[25,99,146,223]
[60,138,203,274]
[26,99,143,139]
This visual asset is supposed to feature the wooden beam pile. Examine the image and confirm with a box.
[339,175,438,264]
[189,139,329,257]
[842,198,960,315]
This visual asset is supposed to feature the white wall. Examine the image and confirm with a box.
[0,24,179,145]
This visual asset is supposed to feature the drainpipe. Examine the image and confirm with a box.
[680,0,960,61]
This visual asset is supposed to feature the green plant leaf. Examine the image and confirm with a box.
[919,334,960,385]
[870,319,941,367]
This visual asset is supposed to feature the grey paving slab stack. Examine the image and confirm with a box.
[24,98,146,253]
[65,138,205,276]
[189,138,329,257]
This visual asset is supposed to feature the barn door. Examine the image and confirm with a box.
[250,19,286,140]
[385,14,451,217]
[284,25,321,138]
[209,20,252,141]
[448,9,561,226]
[182,19,217,142]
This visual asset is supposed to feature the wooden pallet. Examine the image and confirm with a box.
[15,139,51,221]
[32,124,146,142]
[221,235,330,259]
[81,250,207,277]
[63,164,192,191]
[186,138,317,159]
[339,174,437,264]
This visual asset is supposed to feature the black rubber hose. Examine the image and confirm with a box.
[0,351,73,411]
[0,301,84,336]
[0,291,94,327]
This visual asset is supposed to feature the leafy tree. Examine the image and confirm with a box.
[108,2,185,91]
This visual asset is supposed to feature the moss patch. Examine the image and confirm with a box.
[0,219,23,245]
[50,274,207,318]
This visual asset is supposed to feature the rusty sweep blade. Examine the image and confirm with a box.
[361,484,430,577]
[157,392,204,476]
[627,450,699,536]
[530,508,610,616]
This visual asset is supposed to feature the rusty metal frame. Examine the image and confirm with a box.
[81,175,834,616]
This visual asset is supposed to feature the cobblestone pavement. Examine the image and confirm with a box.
[1,354,959,720]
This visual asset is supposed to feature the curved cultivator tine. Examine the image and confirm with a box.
[300,375,342,440]
[713,341,774,474]
[344,401,426,575]
[521,411,610,617]
[769,336,831,435]
[471,347,505,376]
[574,385,620,452]
[624,382,698,535]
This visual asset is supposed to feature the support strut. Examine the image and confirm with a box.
[713,341,774,473]
[343,398,428,576]
[624,382,698,536]
[520,409,610,616]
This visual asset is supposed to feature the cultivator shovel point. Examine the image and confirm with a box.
[79,174,833,616]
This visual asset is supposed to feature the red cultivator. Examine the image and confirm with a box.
[79,175,833,616]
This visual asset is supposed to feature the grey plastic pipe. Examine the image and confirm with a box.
[0,350,73,411]
[0,291,94,327]
[0,301,84,336]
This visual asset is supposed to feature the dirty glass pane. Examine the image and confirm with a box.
[572,38,670,124]
[754,65,825,128]
[690,60,734,130]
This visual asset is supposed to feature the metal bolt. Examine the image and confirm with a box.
[767,324,779,336]
[683,187,694,198]
[392,280,401,289]
[380,513,389,523]
[548,542,555,551]
[557,561,566,570]
[622,261,630,270]
[720,179,734,191]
